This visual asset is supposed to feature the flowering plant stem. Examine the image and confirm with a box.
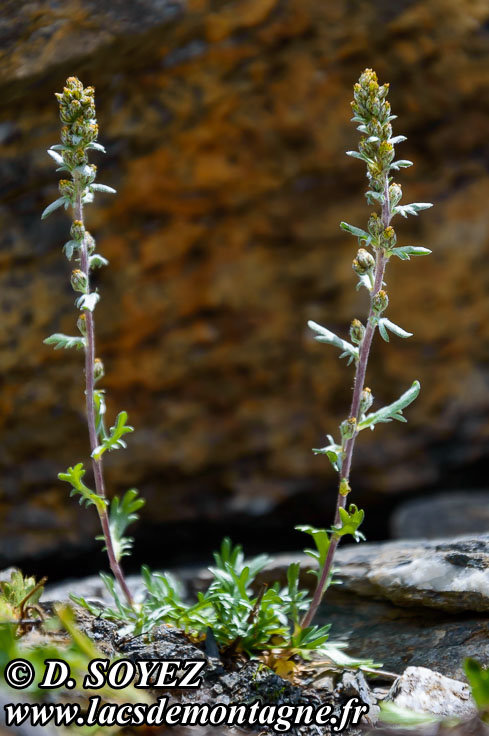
[301,182,389,629]
[299,70,432,629]
[74,187,133,608]
[43,78,138,610]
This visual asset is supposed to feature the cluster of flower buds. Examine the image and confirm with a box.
[55,78,99,173]
[351,68,394,196]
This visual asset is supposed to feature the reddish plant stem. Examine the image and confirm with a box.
[301,176,391,629]
[74,185,133,608]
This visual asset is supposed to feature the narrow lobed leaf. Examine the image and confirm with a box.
[358,380,421,431]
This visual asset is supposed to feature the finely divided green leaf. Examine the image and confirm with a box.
[58,463,107,512]
[332,504,365,542]
[358,380,420,431]
[308,321,359,363]
[312,434,342,472]
[92,411,134,460]
[44,333,86,350]
[89,254,109,269]
[394,202,433,218]
[96,489,145,562]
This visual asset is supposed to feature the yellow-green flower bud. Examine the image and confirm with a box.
[353,248,375,276]
[66,77,83,92]
[58,179,74,198]
[350,319,365,345]
[71,220,85,241]
[93,358,104,383]
[77,313,87,336]
[70,269,88,293]
[359,387,373,415]
[368,212,383,239]
[339,478,351,497]
[372,289,389,315]
[389,183,402,208]
[340,417,357,441]
[380,226,396,249]
[379,140,395,167]
[85,232,96,254]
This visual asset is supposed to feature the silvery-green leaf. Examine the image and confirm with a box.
[89,253,109,269]
[82,191,95,205]
[76,292,100,312]
[394,202,433,218]
[389,245,432,260]
[63,240,78,260]
[87,142,106,153]
[41,197,66,220]
[389,135,407,145]
[366,191,385,206]
[390,159,413,170]
[378,318,412,342]
[308,321,358,362]
[91,183,116,194]
[346,150,372,163]
[44,333,86,350]
[312,434,342,472]
[358,380,420,431]
[47,149,64,165]
[355,272,374,292]
[340,222,370,242]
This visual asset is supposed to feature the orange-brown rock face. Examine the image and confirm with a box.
[1,0,489,566]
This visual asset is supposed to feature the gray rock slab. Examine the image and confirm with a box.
[317,590,489,681]
[391,492,489,540]
[331,535,489,612]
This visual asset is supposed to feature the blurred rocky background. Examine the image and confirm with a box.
[1,0,489,578]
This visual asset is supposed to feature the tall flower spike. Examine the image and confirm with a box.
[300,69,432,628]
[43,78,139,608]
